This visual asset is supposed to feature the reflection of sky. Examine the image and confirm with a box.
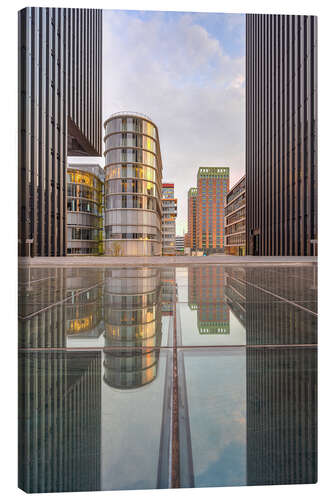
[101,353,166,490]
[183,349,246,487]
[179,303,246,346]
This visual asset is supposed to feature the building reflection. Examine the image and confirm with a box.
[188,266,230,335]
[18,267,105,348]
[161,268,176,316]
[224,266,317,345]
[18,351,101,493]
[65,270,104,340]
[103,268,162,389]
[224,267,317,485]
[246,347,317,485]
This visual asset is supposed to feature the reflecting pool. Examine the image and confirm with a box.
[18,264,317,492]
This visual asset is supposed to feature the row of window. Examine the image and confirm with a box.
[105,231,159,241]
[225,194,246,216]
[67,172,101,188]
[67,199,100,215]
[105,117,157,139]
[105,149,157,168]
[226,180,246,205]
[107,225,158,235]
[67,184,101,201]
[104,133,157,153]
[67,247,98,255]
[105,210,159,228]
[226,207,246,226]
[225,221,245,236]
[106,194,158,211]
[69,228,100,241]
[105,164,157,183]
[106,179,156,196]
[226,233,246,245]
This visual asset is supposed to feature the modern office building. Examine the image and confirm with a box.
[104,112,163,256]
[175,235,185,254]
[67,164,104,255]
[225,175,246,256]
[18,7,103,257]
[196,167,229,254]
[246,14,317,256]
[162,183,177,255]
[187,188,198,252]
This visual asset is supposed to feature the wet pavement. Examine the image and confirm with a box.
[18,264,317,492]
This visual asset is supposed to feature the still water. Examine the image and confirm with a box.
[18,265,317,492]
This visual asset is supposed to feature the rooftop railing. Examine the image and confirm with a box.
[105,111,153,122]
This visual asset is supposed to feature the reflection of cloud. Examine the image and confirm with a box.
[197,441,246,487]
[103,11,245,233]
[184,351,246,485]
[101,355,166,490]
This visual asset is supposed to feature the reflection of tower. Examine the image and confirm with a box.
[18,267,105,348]
[224,267,317,345]
[246,347,317,485]
[161,268,177,316]
[224,268,247,328]
[188,267,230,334]
[244,267,317,345]
[18,351,102,493]
[65,269,104,339]
[18,267,68,348]
[224,267,318,484]
[103,268,162,389]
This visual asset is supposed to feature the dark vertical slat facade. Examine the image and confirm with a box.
[246,14,317,256]
[18,8,102,257]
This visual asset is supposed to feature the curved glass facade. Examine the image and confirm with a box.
[67,165,104,255]
[103,268,162,389]
[104,114,162,256]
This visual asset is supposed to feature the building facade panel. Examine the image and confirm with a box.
[246,14,317,256]
[18,7,102,257]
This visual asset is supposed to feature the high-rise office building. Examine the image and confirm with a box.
[67,164,104,255]
[18,7,102,257]
[246,14,317,256]
[104,112,163,256]
[225,175,246,256]
[162,183,177,255]
[196,167,229,254]
[187,188,197,252]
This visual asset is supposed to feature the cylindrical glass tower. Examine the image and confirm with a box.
[104,112,163,256]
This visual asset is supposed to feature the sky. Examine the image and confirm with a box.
[70,10,245,235]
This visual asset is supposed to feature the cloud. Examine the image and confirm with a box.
[103,11,245,234]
